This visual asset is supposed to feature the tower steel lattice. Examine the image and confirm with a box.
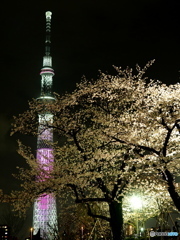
[32,11,58,239]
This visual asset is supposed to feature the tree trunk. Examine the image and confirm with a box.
[109,200,124,240]
[163,169,180,212]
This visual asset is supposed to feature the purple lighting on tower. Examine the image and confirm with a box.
[33,119,58,238]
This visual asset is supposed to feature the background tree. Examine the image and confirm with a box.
[11,62,180,240]
[58,199,94,240]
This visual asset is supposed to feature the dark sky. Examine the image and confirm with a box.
[1,0,180,192]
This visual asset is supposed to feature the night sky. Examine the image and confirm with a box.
[1,0,180,193]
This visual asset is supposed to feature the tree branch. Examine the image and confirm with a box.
[161,119,180,157]
[70,129,88,162]
[67,184,110,203]
[161,168,180,211]
[111,161,127,199]
[111,135,160,155]
[86,203,111,222]
[96,178,111,201]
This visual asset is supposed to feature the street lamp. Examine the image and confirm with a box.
[81,226,84,240]
[30,228,33,240]
[129,196,143,237]
[129,196,142,209]
[140,227,144,236]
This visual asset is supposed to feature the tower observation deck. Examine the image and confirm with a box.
[32,11,58,239]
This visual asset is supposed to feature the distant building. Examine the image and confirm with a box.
[0,225,9,240]
[124,223,134,236]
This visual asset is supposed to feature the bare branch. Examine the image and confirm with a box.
[111,135,160,155]
[161,119,179,157]
[86,203,111,222]
[67,184,110,203]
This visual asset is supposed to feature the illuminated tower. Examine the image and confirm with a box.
[32,11,58,239]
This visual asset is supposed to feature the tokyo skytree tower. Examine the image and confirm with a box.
[32,11,58,239]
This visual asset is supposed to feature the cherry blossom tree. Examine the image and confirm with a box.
[11,61,180,240]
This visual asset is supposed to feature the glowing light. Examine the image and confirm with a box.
[46,11,52,19]
[40,70,54,73]
[33,113,58,237]
[129,196,142,209]
[43,56,52,67]
[40,67,54,75]
[33,193,57,235]
[38,96,55,100]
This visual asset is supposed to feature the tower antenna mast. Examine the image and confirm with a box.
[45,11,52,56]
[39,11,55,99]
